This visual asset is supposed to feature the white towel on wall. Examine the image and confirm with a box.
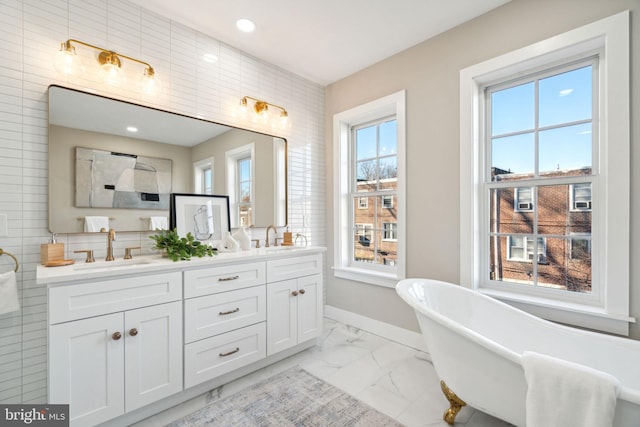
[0,270,20,315]
[84,216,110,232]
[149,216,168,231]
[522,351,620,427]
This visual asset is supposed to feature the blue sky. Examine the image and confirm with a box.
[491,65,593,174]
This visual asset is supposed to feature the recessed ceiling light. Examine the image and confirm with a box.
[126,126,138,132]
[236,18,256,33]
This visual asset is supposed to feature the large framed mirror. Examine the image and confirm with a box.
[48,85,287,233]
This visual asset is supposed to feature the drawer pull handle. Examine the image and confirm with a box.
[112,332,122,341]
[219,347,240,357]
[219,307,240,316]
[129,328,138,336]
[299,289,306,294]
[291,290,298,296]
[218,275,240,282]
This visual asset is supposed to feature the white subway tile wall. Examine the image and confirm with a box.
[0,0,325,403]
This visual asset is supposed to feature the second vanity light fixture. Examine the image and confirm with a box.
[53,39,161,96]
[239,96,290,130]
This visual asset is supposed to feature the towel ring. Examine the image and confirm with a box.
[0,248,19,272]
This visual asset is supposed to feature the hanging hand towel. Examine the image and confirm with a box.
[522,351,620,427]
[149,216,168,231]
[84,216,110,232]
[0,270,20,315]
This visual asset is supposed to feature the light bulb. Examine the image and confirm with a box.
[140,67,162,96]
[52,42,85,76]
[279,112,291,129]
[98,51,124,86]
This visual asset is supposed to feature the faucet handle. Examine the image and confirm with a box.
[74,249,95,263]
[251,239,261,249]
[124,246,141,260]
[275,237,283,246]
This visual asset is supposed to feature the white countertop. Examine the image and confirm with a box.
[37,246,326,285]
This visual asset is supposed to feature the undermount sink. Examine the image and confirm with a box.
[73,258,156,271]
[263,245,299,251]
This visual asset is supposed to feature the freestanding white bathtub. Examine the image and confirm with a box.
[396,278,640,426]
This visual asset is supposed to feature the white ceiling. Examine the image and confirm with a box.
[128,0,510,85]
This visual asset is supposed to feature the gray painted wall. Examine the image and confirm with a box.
[325,0,640,337]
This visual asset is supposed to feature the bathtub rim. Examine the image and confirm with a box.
[396,277,640,404]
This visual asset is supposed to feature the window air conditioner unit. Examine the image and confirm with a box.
[575,201,591,209]
[518,202,532,210]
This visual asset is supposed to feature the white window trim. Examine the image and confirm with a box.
[460,11,632,335]
[333,90,406,288]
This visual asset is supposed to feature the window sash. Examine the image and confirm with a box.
[483,58,597,298]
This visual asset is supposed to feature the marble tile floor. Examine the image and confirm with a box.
[133,318,512,427]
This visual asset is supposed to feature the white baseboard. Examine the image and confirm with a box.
[324,305,428,353]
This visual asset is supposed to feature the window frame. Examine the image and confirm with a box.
[459,12,631,335]
[333,91,406,288]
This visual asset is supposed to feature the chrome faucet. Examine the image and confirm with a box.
[106,229,116,261]
[265,225,277,247]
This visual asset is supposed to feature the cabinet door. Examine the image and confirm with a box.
[296,274,323,343]
[266,279,297,355]
[124,301,183,412]
[49,313,124,426]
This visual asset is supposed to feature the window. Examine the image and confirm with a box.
[237,157,252,227]
[570,232,592,260]
[571,183,592,211]
[382,223,397,241]
[333,91,406,287]
[226,144,254,227]
[514,187,533,212]
[460,12,630,334]
[507,236,546,262]
[381,195,393,209]
[194,158,214,195]
[488,59,595,291]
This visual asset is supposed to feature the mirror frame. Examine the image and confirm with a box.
[47,85,287,233]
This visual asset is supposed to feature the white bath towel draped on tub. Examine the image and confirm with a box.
[522,351,620,427]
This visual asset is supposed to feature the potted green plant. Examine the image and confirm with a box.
[149,228,216,261]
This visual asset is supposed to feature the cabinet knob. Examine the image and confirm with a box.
[291,290,298,296]
[299,289,306,294]
[112,332,122,340]
[129,328,138,336]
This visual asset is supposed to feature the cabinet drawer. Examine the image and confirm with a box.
[49,272,182,324]
[184,323,266,388]
[266,254,322,283]
[184,261,266,298]
[184,285,266,343]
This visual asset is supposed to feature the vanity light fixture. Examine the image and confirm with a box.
[239,96,290,130]
[53,39,162,96]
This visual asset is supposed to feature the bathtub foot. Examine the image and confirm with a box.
[440,380,466,425]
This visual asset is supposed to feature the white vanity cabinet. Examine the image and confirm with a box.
[266,254,323,355]
[48,272,183,427]
[40,247,326,427]
[183,261,267,389]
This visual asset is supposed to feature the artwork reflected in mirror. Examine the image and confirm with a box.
[75,147,172,209]
[48,85,287,233]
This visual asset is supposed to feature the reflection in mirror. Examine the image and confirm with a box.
[48,85,287,233]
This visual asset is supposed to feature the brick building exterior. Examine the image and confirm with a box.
[490,168,592,293]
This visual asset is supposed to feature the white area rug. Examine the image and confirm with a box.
[166,367,404,426]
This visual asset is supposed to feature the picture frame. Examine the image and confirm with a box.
[170,193,230,242]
